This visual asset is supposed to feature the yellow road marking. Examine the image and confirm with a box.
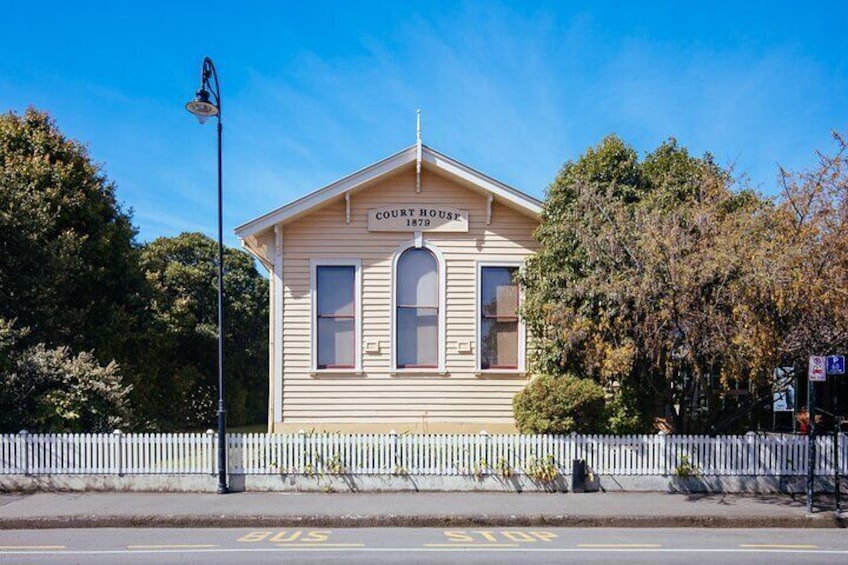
[276,543,365,547]
[127,544,219,549]
[0,545,66,550]
[424,543,520,548]
[578,544,662,548]
[740,544,818,549]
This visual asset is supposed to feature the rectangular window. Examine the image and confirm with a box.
[480,266,519,370]
[316,265,355,369]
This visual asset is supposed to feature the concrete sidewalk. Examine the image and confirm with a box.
[0,491,845,529]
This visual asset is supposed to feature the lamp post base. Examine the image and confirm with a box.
[217,408,228,494]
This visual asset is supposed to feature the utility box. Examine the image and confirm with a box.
[571,459,586,493]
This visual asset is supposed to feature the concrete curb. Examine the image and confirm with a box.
[1,513,845,530]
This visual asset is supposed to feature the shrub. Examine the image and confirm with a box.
[0,319,133,432]
[604,386,655,434]
[513,373,606,434]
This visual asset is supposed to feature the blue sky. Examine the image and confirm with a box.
[2,1,846,248]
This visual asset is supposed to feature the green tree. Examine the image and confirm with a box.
[0,109,272,432]
[0,108,147,371]
[730,132,848,382]
[140,233,269,429]
[521,135,771,433]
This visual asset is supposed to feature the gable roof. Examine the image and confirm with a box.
[235,144,542,243]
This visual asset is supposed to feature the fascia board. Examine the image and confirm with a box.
[423,147,542,217]
[235,146,418,238]
[234,144,543,240]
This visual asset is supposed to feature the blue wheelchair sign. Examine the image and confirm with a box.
[827,355,845,375]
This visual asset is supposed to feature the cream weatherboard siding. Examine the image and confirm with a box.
[235,145,542,434]
[267,165,538,433]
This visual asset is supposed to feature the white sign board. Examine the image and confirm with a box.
[808,355,827,382]
[773,367,795,412]
[368,206,468,232]
[773,386,795,412]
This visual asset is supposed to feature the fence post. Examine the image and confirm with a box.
[18,430,29,476]
[205,429,216,476]
[747,431,758,476]
[659,431,669,476]
[389,430,398,474]
[112,429,124,477]
[477,430,492,477]
[298,429,307,474]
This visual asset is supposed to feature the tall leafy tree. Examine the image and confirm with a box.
[731,132,848,380]
[0,109,270,431]
[0,108,146,365]
[140,233,269,429]
[521,135,772,432]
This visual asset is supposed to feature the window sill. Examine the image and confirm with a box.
[310,369,363,377]
[475,370,527,378]
[391,369,448,377]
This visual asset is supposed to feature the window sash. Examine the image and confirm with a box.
[396,248,439,369]
[396,306,438,368]
[316,265,356,369]
[480,318,518,369]
[480,266,519,370]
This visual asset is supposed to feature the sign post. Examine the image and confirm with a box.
[827,355,844,513]
[807,356,826,513]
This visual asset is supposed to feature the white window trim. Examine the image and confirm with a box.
[476,261,526,374]
[391,239,447,374]
[310,259,362,374]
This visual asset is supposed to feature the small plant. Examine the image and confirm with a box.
[392,465,408,476]
[525,454,559,483]
[473,458,489,480]
[326,453,345,475]
[496,457,513,479]
[675,455,699,478]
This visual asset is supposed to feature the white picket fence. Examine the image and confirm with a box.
[1,432,846,477]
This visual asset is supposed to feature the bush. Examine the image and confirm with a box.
[513,373,606,434]
[0,319,133,432]
[604,382,655,434]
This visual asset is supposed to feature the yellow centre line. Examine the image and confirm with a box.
[578,544,662,548]
[424,543,520,548]
[127,544,220,549]
[0,545,66,550]
[740,544,818,549]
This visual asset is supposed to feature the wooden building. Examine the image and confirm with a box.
[236,143,541,433]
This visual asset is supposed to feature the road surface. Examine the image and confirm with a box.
[2,527,846,564]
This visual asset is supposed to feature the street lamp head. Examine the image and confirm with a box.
[185,88,219,124]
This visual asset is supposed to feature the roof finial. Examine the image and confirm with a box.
[416,109,422,193]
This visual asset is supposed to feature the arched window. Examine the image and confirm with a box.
[396,247,438,368]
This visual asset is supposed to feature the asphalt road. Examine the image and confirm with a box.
[2,528,847,564]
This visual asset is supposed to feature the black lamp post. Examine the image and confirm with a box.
[185,57,228,494]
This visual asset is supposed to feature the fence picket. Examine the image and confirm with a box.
[4,432,843,479]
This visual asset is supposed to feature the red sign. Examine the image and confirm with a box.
[809,356,826,382]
